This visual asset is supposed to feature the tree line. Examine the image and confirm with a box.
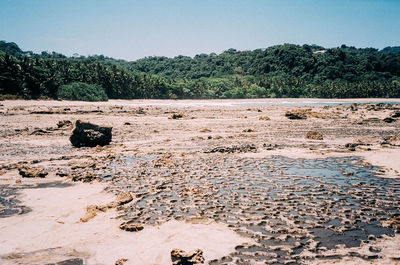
[1,40,400,100]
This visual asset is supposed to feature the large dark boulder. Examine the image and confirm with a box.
[70,120,112,147]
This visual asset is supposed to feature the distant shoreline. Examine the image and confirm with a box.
[2,98,400,108]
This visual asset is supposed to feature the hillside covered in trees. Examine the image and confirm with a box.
[1,40,400,100]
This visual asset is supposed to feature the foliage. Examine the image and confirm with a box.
[57,82,108,101]
[1,40,400,99]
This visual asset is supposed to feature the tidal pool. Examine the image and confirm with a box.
[108,155,400,264]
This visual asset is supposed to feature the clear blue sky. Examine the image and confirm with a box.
[0,0,399,60]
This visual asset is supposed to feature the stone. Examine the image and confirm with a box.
[204,144,256,153]
[70,120,112,147]
[80,205,107,222]
[110,191,133,207]
[285,111,307,120]
[387,216,400,232]
[382,134,400,146]
[119,221,143,232]
[306,131,323,140]
[391,111,400,118]
[383,117,396,123]
[57,120,72,128]
[369,246,382,253]
[115,258,128,265]
[18,166,48,178]
[71,173,96,182]
[171,249,204,265]
[30,128,51,135]
[170,113,183,119]
[49,258,84,265]
[259,116,270,120]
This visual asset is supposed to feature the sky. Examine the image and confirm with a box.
[0,0,399,61]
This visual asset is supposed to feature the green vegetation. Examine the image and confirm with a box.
[1,40,400,100]
[57,82,108,101]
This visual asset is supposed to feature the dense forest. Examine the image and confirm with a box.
[1,40,400,100]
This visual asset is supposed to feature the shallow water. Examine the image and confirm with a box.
[108,155,400,264]
[0,182,71,217]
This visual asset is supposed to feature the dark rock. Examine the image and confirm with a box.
[115,258,128,265]
[30,110,55,114]
[71,173,96,182]
[119,221,144,232]
[344,142,372,148]
[391,111,400,118]
[285,111,307,120]
[388,216,400,232]
[383,117,396,123]
[136,107,146,114]
[49,258,84,265]
[18,166,48,178]
[70,120,112,147]
[350,104,358,111]
[171,249,204,265]
[259,116,270,120]
[369,246,382,253]
[306,131,323,140]
[383,133,400,146]
[263,143,277,150]
[357,118,380,124]
[205,144,256,153]
[170,113,183,119]
[30,128,50,135]
[57,120,72,128]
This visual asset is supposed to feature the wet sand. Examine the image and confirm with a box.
[0,99,400,264]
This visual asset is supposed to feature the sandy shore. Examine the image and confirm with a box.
[1,99,399,264]
[0,182,248,265]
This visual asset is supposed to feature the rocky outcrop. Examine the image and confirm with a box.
[70,120,112,147]
[112,191,133,206]
[391,111,400,118]
[259,116,270,120]
[79,192,132,223]
[57,120,72,129]
[387,216,400,232]
[205,144,256,153]
[50,258,84,265]
[71,173,96,182]
[18,166,48,178]
[285,110,307,120]
[306,131,324,140]
[285,109,333,119]
[383,117,396,123]
[115,258,128,265]
[80,205,107,223]
[382,133,400,146]
[170,113,183,119]
[171,249,204,265]
[119,221,143,232]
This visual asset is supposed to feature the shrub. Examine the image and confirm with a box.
[57,82,108,101]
